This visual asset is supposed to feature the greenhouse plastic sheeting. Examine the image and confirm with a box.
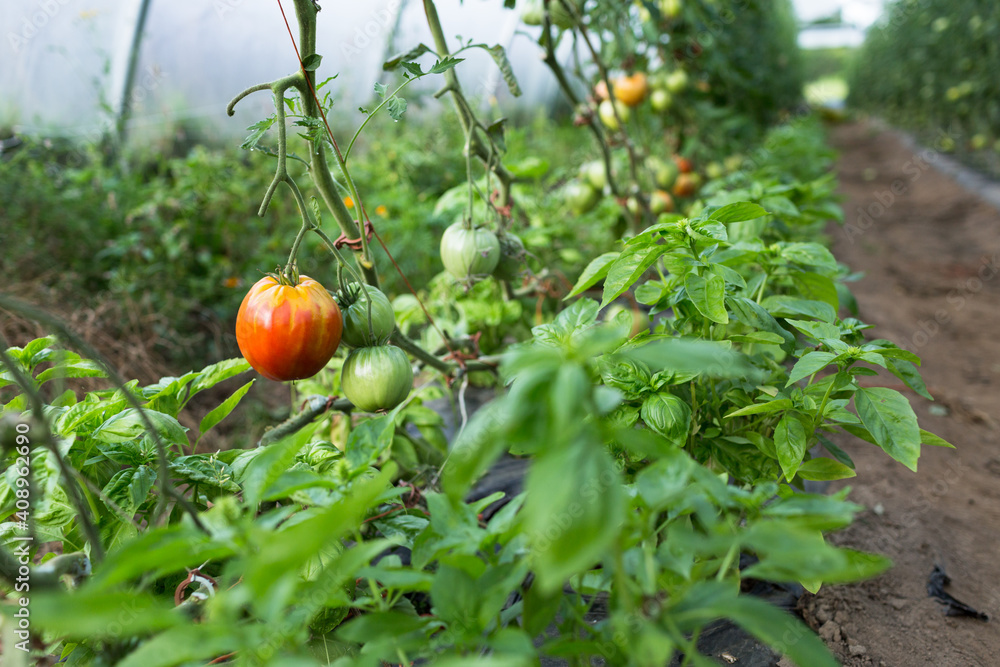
[2,0,575,147]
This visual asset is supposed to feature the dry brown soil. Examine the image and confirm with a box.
[796,122,1000,667]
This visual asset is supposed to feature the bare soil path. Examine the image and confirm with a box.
[799,121,1000,666]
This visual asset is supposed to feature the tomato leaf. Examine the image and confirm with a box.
[240,115,276,151]
[383,43,432,71]
[487,117,508,154]
[386,95,408,121]
[485,44,522,97]
[301,53,323,71]
[429,56,464,75]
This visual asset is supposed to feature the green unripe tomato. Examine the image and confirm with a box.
[646,156,679,189]
[341,345,413,412]
[440,222,500,280]
[598,99,630,131]
[626,195,642,216]
[579,160,609,190]
[705,162,725,180]
[649,189,675,215]
[650,88,672,112]
[563,179,601,214]
[665,69,688,94]
[338,283,395,348]
[521,0,543,25]
[659,0,682,19]
[494,233,527,281]
[724,154,744,173]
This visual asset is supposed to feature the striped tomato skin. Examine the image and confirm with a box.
[235,275,343,381]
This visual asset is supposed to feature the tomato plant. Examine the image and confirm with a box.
[235,274,343,381]
[0,1,961,666]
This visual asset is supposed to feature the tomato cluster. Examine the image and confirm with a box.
[336,283,413,412]
[236,275,413,412]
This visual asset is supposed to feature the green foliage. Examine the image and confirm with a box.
[1,116,950,665]
[670,0,805,129]
[848,0,1000,176]
[0,1,955,664]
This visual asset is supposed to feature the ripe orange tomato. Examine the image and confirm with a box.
[236,275,343,381]
[613,72,649,107]
[673,155,694,174]
[672,173,698,198]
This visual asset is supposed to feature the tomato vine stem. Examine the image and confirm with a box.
[570,6,652,232]
[421,0,514,209]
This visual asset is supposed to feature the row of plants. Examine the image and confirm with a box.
[848,0,1000,176]
[1,0,952,664]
